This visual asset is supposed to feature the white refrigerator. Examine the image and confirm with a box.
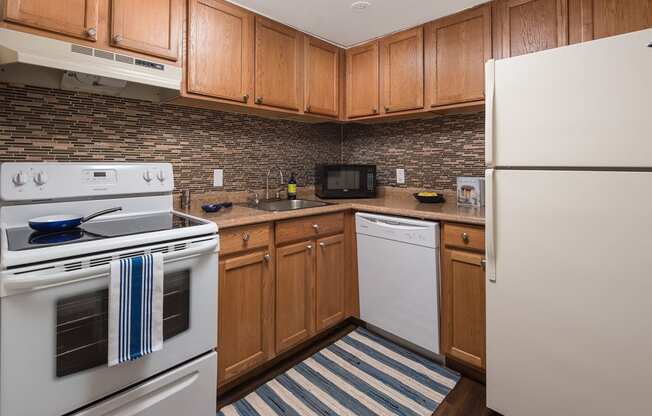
[485,29,652,416]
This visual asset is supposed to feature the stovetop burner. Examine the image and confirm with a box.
[6,212,204,251]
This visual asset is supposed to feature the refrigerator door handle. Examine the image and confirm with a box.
[485,59,495,167]
[485,169,497,282]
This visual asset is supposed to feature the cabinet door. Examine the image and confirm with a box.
[442,249,486,369]
[187,0,253,103]
[380,26,424,113]
[254,16,303,111]
[315,234,345,332]
[304,36,339,117]
[275,241,315,353]
[110,0,182,60]
[3,0,99,41]
[426,5,491,107]
[569,0,652,43]
[495,0,568,58]
[345,41,379,118]
[218,250,273,384]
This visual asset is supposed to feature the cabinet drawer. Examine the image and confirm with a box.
[220,223,270,255]
[443,224,485,251]
[276,213,344,244]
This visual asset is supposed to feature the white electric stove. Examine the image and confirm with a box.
[0,162,219,416]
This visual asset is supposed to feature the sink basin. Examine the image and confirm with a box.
[253,199,329,212]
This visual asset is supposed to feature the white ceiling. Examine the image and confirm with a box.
[227,0,488,48]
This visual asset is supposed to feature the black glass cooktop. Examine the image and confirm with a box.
[6,213,204,251]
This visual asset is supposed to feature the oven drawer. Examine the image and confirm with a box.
[73,352,217,416]
[220,223,271,255]
[275,213,344,244]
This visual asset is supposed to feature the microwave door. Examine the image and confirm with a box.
[327,169,360,193]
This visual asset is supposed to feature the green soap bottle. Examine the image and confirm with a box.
[287,173,297,200]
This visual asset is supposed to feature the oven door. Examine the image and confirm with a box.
[0,236,218,416]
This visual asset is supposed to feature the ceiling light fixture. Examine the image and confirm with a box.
[351,1,371,11]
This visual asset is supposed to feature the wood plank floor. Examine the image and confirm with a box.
[217,322,500,416]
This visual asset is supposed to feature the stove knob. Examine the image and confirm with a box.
[12,171,27,186]
[143,170,153,182]
[156,170,166,182]
[33,171,48,186]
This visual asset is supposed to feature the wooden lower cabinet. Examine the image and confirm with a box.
[218,215,355,387]
[315,234,346,331]
[275,240,315,353]
[218,249,274,385]
[441,223,486,370]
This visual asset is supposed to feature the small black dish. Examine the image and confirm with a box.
[413,193,446,204]
[201,204,222,213]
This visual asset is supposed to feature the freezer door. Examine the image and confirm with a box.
[486,28,652,168]
[486,170,652,415]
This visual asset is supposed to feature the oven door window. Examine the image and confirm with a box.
[56,271,190,377]
[326,169,360,191]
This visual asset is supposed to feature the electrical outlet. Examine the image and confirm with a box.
[396,168,405,185]
[213,169,223,187]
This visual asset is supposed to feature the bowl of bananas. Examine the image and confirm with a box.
[413,191,446,204]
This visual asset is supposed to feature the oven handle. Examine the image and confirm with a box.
[1,239,218,294]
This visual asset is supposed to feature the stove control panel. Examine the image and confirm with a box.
[0,163,174,201]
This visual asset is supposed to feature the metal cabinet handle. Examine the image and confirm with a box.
[264,253,271,262]
[255,97,263,104]
[384,106,390,112]
[86,27,97,38]
[461,232,470,244]
[372,107,378,114]
[243,94,249,103]
[242,233,250,242]
[312,224,320,231]
[481,259,487,270]
[113,34,122,43]
[319,242,325,248]
[307,245,313,250]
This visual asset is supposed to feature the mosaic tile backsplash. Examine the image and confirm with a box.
[0,83,485,194]
[343,112,485,191]
[0,83,342,193]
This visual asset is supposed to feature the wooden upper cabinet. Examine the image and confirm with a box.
[110,0,182,61]
[275,241,315,354]
[346,41,380,118]
[218,250,274,384]
[187,0,253,103]
[426,4,492,107]
[3,0,99,41]
[254,16,303,111]
[315,234,345,332]
[304,36,340,117]
[569,0,652,43]
[495,0,568,58]
[380,26,424,114]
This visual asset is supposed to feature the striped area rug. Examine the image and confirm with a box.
[217,327,460,416]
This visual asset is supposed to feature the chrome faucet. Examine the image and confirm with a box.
[266,168,284,200]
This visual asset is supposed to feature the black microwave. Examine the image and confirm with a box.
[315,164,377,199]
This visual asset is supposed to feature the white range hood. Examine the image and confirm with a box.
[0,28,181,102]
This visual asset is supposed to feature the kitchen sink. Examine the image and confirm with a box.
[251,199,329,212]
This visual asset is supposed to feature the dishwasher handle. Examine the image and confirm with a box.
[359,216,430,231]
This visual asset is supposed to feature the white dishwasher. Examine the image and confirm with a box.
[356,212,440,354]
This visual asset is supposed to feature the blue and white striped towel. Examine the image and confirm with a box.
[108,253,164,366]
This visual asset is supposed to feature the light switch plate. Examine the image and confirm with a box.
[213,169,223,187]
[396,168,405,185]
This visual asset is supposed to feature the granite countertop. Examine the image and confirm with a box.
[175,187,485,229]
